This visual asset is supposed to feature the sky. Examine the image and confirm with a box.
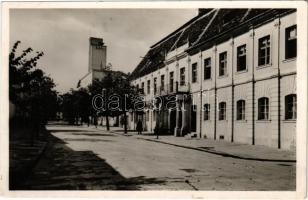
[10,9,196,93]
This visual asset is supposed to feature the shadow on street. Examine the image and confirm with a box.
[11,131,166,190]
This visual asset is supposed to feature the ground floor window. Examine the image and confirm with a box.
[203,104,210,120]
[236,100,245,120]
[218,102,226,120]
[285,94,297,120]
[258,97,269,120]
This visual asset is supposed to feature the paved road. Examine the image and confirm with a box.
[21,124,295,190]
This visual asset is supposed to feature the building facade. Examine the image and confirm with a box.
[129,9,297,150]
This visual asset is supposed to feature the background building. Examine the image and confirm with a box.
[129,9,296,150]
[79,37,109,87]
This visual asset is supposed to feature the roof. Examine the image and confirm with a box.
[130,9,296,80]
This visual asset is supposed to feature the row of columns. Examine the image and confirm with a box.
[174,94,191,136]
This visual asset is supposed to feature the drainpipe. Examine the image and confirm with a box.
[251,27,255,145]
[277,17,281,149]
[199,49,203,138]
[231,38,234,143]
[214,45,217,140]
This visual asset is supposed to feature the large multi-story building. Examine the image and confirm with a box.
[129,9,297,150]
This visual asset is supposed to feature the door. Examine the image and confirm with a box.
[191,105,197,132]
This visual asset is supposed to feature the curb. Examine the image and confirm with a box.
[137,138,296,163]
[102,129,295,163]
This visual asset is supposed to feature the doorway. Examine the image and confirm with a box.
[191,105,197,132]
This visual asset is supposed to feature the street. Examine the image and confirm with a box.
[20,124,296,190]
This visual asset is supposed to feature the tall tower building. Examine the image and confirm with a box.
[88,37,108,81]
[78,37,113,88]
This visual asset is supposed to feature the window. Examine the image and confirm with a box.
[147,80,150,94]
[153,78,157,94]
[258,35,271,66]
[218,102,226,120]
[219,52,227,76]
[169,71,174,92]
[285,94,297,120]
[258,97,269,120]
[203,104,210,120]
[285,25,297,59]
[180,67,185,86]
[141,82,144,94]
[236,100,245,120]
[237,44,247,71]
[204,58,211,80]
[136,84,139,90]
[192,63,198,83]
[160,75,165,91]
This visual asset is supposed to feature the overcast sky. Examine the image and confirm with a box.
[10,9,196,93]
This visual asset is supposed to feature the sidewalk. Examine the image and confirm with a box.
[10,139,48,189]
[107,126,295,162]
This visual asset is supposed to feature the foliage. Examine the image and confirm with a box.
[9,41,58,136]
[61,71,139,133]
[60,88,91,125]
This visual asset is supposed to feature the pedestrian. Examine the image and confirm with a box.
[136,119,143,135]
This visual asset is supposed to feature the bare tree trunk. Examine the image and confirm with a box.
[124,111,127,134]
[106,113,110,131]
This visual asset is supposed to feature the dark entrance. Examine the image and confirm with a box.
[191,105,197,132]
[169,109,176,133]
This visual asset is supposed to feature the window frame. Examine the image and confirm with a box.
[204,57,211,80]
[141,82,145,94]
[203,103,210,121]
[258,35,271,66]
[236,99,246,120]
[237,44,247,72]
[219,51,227,76]
[191,62,198,83]
[285,25,297,60]
[258,97,269,120]
[153,77,157,94]
[285,94,297,120]
[218,102,226,120]
[160,75,165,91]
[180,67,185,86]
[169,71,174,92]
[147,80,151,94]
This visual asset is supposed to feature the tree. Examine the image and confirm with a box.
[60,88,91,125]
[9,41,58,141]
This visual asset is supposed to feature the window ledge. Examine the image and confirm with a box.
[235,69,248,75]
[203,78,212,82]
[236,120,247,123]
[282,119,296,123]
[256,64,272,69]
[282,58,296,63]
[256,120,272,123]
[218,74,228,79]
